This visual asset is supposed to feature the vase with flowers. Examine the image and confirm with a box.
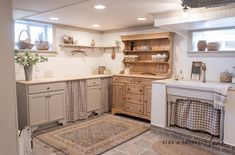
[15,50,48,81]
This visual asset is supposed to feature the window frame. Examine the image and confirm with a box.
[14,20,57,55]
[14,20,52,46]
[188,27,235,57]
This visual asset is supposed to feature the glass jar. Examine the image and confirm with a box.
[232,66,235,78]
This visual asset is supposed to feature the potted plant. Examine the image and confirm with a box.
[15,50,48,81]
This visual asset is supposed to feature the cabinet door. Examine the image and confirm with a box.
[87,86,101,112]
[112,82,125,110]
[144,86,152,116]
[28,93,48,126]
[48,91,65,122]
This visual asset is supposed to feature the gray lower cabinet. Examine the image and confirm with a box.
[86,79,101,115]
[17,82,66,130]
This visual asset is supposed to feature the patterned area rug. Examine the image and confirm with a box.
[36,114,149,155]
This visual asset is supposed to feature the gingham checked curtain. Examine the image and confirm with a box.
[170,99,221,136]
[65,80,87,122]
[100,78,112,113]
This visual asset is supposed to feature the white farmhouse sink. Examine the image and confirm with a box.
[166,80,229,92]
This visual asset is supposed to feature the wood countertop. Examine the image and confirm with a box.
[114,74,170,79]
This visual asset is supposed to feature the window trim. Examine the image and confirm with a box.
[15,20,52,43]
[14,20,56,55]
[188,27,235,57]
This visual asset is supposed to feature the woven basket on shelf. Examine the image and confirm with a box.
[207,42,221,51]
[35,41,50,50]
[16,30,34,50]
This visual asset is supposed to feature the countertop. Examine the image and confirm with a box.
[16,74,170,85]
[16,74,113,85]
[152,79,235,91]
[114,74,170,79]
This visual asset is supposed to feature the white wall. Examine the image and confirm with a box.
[15,24,235,82]
[16,25,105,80]
[102,28,235,81]
[0,0,19,154]
[173,30,235,81]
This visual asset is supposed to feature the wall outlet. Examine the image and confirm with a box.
[35,66,40,72]
[44,70,54,78]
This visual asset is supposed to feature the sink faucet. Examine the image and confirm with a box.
[201,63,206,83]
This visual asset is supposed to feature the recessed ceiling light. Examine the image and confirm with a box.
[93,24,100,27]
[49,17,59,21]
[137,17,146,21]
[94,5,106,10]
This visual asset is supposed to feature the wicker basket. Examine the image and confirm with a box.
[220,72,232,83]
[35,41,50,50]
[16,30,34,50]
[207,42,221,51]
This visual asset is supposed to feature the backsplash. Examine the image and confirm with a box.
[15,26,235,82]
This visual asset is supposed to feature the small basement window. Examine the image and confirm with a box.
[14,20,53,50]
[192,28,235,52]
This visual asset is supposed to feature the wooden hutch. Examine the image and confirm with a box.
[112,32,174,120]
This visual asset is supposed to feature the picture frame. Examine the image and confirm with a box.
[63,35,73,44]
[191,61,203,80]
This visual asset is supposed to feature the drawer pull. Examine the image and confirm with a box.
[127,97,131,100]
[127,88,130,91]
[47,87,50,90]
[139,99,142,102]
[139,89,142,92]
[93,82,96,85]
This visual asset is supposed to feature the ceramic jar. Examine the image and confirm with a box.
[197,40,207,51]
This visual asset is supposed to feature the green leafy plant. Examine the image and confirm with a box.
[15,50,48,67]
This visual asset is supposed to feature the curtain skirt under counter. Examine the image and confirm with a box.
[65,80,87,122]
[170,99,221,136]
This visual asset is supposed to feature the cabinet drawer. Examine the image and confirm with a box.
[126,84,144,94]
[126,93,143,104]
[86,79,101,86]
[126,103,144,115]
[113,76,134,83]
[28,82,65,94]
[135,78,154,85]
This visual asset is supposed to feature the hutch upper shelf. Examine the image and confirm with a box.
[121,32,174,77]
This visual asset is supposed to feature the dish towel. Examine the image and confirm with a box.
[213,84,232,109]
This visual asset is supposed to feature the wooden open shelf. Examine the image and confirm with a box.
[123,49,169,53]
[121,32,174,76]
[60,44,119,49]
[123,61,169,64]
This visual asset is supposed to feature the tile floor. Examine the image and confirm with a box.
[33,130,231,155]
[32,114,231,155]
